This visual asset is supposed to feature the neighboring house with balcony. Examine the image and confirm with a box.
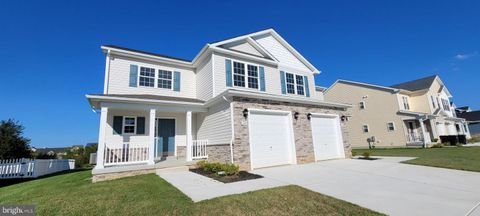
[86,29,351,181]
[324,75,470,148]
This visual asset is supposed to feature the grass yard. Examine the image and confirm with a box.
[0,170,382,216]
[353,146,480,172]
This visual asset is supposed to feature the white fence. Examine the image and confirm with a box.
[104,144,149,166]
[192,140,208,160]
[0,158,75,179]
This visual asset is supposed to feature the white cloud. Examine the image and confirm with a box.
[455,51,478,60]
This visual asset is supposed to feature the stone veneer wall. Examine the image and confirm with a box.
[206,144,231,164]
[231,96,351,170]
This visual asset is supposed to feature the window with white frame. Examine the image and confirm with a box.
[158,70,173,89]
[359,101,366,110]
[387,122,395,131]
[295,75,305,95]
[285,73,296,94]
[233,61,246,87]
[402,96,410,110]
[362,125,369,133]
[441,98,450,111]
[123,117,136,134]
[247,65,259,89]
[139,67,155,87]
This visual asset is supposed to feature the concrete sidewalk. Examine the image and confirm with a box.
[157,169,287,202]
[252,158,480,216]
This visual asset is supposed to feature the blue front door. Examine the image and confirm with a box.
[156,119,175,157]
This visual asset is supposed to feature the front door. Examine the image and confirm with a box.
[155,118,175,157]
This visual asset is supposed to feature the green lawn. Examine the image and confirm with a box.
[353,147,480,172]
[0,170,382,216]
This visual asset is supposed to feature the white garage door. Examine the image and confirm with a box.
[310,114,344,161]
[249,110,295,169]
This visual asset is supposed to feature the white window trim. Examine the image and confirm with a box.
[402,96,410,110]
[231,59,260,90]
[138,66,156,88]
[136,65,174,90]
[123,116,137,135]
[387,122,395,132]
[157,69,174,90]
[284,72,306,96]
[362,124,369,133]
[295,74,305,96]
[359,101,366,110]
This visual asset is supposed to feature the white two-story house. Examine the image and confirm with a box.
[87,29,351,181]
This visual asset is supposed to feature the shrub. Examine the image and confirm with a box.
[430,143,443,148]
[352,151,357,157]
[432,138,439,142]
[198,161,240,176]
[362,152,371,159]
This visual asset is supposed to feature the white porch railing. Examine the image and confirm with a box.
[104,143,149,166]
[192,140,208,160]
[406,132,424,143]
[0,158,75,179]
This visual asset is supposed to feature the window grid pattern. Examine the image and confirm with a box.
[139,67,155,87]
[124,117,136,134]
[362,125,369,133]
[247,65,259,89]
[233,62,245,87]
[158,70,172,89]
[286,73,295,94]
[387,122,395,131]
[295,75,304,95]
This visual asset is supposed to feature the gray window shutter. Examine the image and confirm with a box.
[136,117,145,134]
[259,66,265,91]
[304,76,310,97]
[129,65,138,87]
[173,71,181,92]
[280,71,286,94]
[225,59,232,87]
[113,116,123,135]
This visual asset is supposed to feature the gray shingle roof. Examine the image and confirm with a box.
[457,111,480,121]
[390,75,437,91]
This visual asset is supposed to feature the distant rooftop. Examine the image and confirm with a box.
[390,75,437,92]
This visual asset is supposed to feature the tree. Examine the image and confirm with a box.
[0,119,31,159]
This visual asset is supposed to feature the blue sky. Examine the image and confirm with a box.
[0,0,479,148]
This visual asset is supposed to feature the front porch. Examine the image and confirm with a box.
[95,104,209,170]
[403,119,434,147]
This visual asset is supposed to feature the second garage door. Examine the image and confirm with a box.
[310,114,345,161]
[249,110,295,169]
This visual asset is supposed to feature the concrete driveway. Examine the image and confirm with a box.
[252,157,480,216]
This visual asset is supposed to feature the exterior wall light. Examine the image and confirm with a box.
[341,115,349,122]
[293,112,299,120]
[243,109,248,118]
[307,113,312,120]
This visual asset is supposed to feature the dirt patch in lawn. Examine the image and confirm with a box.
[189,168,263,183]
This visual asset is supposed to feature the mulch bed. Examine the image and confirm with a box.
[189,168,263,183]
[356,157,380,160]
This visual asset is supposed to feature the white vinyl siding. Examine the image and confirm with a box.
[106,55,196,98]
[252,34,310,71]
[196,101,232,145]
[222,41,264,57]
[196,55,213,101]
[213,52,317,100]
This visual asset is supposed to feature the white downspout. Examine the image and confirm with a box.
[223,96,234,164]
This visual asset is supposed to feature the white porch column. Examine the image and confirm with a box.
[148,109,156,165]
[186,111,193,161]
[95,107,108,169]
[419,120,427,148]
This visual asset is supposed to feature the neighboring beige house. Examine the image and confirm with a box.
[325,75,470,148]
[87,29,352,181]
